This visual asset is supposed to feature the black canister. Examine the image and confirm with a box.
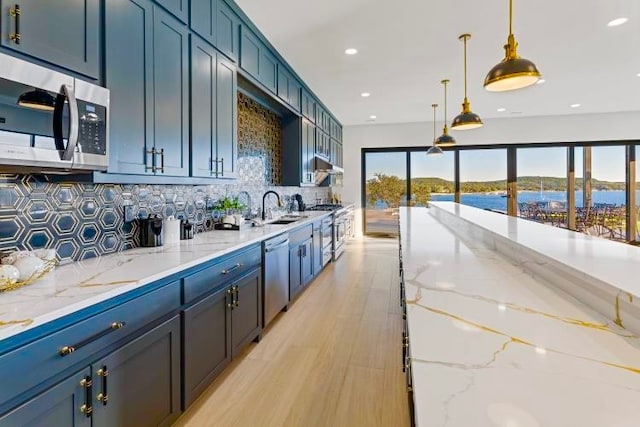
[180,219,194,240]
[138,215,164,247]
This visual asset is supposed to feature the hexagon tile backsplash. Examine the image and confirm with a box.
[0,175,329,264]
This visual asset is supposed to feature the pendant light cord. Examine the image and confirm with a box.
[463,36,468,100]
[509,0,513,36]
[442,80,448,127]
[432,104,437,142]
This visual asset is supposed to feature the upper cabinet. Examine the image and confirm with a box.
[0,0,100,79]
[301,88,316,123]
[240,26,277,93]
[191,0,217,45]
[216,0,240,62]
[155,0,189,23]
[106,0,189,176]
[277,66,301,112]
[192,36,237,179]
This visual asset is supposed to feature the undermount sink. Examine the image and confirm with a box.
[269,219,300,225]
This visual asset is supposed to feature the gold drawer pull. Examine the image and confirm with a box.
[221,263,242,275]
[60,322,125,357]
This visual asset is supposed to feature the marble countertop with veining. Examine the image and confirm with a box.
[429,201,640,299]
[0,211,333,344]
[400,207,640,426]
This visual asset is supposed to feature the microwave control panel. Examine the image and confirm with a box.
[77,100,107,155]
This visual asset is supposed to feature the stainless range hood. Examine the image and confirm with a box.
[314,156,344,185]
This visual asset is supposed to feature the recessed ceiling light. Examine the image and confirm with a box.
[369,115,377,120]
[510,111,523,115]
[536,79,546,85]
[497,108,507,112]
[608,17,628,27]
[570,103,581,108]
[535,347,547,355]
[344,48,358,55]
[361,92,371,97]
[637,73,640,77]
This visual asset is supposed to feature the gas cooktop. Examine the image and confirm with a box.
[306,204,344,211]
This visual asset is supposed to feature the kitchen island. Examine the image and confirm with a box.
[400,205,640,426]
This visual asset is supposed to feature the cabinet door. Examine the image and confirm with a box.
[216,55,238,178]
[302,121,316,184]
[289,78,301,112]
[289,245,302,300]
[217,0,240,62]
[105,0,154,175]
[190,36,217,178]
[259,49,278,93]
[183,286,232,407]
[92,316,181,427]
[0,368,91,427]
[231,269,262,357]
[152,6,189,176]
[239,26,259,79]
[312,225,323,276]
[190,0,216,45]
[301,89,316,123]
[300,120,310,184]
[301,238,313,287]
[277,67,289,104]
[155,0,188,23]
[0,0,100,79]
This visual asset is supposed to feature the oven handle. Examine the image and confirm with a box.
[53,84,80,161]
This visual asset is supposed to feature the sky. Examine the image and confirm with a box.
[365,146,628,183]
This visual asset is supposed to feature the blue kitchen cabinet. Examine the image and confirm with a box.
[152,7,190,177]
[191,0,216,46]
[302,119,315,184]
[301,88,316,123]
[277,67,301,112]
[0,368,92,427]
[155,0,188,23]
[191,37,237,178]
[0,0,100,79]
[216,0,240,62]
[105,0,154,175]
[240,26,277,93]
[106,0,189,177]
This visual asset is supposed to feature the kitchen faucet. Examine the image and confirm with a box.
[262,191,282,221]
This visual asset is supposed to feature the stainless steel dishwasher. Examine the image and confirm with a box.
[263,233,290,326]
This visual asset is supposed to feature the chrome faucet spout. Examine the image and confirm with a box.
[262,191,282,221]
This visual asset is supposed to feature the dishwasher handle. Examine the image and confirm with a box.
[265,240,290,252]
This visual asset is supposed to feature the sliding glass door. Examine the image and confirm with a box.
[363,151,407,236]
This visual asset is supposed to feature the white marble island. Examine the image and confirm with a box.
[400,206,640,427]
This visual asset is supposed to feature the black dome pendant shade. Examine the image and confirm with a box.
[452,34,483,130]
[17,88,55,111]
[484,0,541,92]
[427,103,444,156]
[435,79,456,147]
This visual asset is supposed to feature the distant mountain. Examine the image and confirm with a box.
[409,176,626,193]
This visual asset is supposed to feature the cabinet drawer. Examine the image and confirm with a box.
[183,245,261,304]
[289,224,313,246]
[0,280,181,408]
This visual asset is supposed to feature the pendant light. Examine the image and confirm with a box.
[452,34,483,130]
[435,79,455,147]
[17,88,55,111]
[427,103,443,156]
[484,0,541,92]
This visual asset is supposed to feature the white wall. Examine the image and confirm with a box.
[343,111,640,236]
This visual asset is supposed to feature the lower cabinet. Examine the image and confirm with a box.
[182,267,262,407]
[0,316,181,427]
[289,238,313,300]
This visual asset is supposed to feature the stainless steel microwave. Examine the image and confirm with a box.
[0,52,109,172]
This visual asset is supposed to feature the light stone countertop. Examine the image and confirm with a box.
[400,207,640,427]
[0,211,333,345]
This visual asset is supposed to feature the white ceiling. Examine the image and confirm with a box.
[234,0,640,126]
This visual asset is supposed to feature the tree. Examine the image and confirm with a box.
[366,173,431,208]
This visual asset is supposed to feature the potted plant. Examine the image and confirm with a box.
[210,196,246,227]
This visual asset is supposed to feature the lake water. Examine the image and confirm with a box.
[430,190,634,211]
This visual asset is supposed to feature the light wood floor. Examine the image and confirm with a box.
[174,237,410,427]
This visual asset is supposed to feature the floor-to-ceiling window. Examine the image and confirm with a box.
[458,149,508,212]
[517,147,568,228]
[363,151,407,235]
[410,151,455,206]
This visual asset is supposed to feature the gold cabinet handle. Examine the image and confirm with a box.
[80,376,93,417]
[9,5,20,44]
[221,263,242,275]
[97,366,109,406]
[60,322,125,357]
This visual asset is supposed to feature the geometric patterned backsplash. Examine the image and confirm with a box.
[0,94,330,264]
